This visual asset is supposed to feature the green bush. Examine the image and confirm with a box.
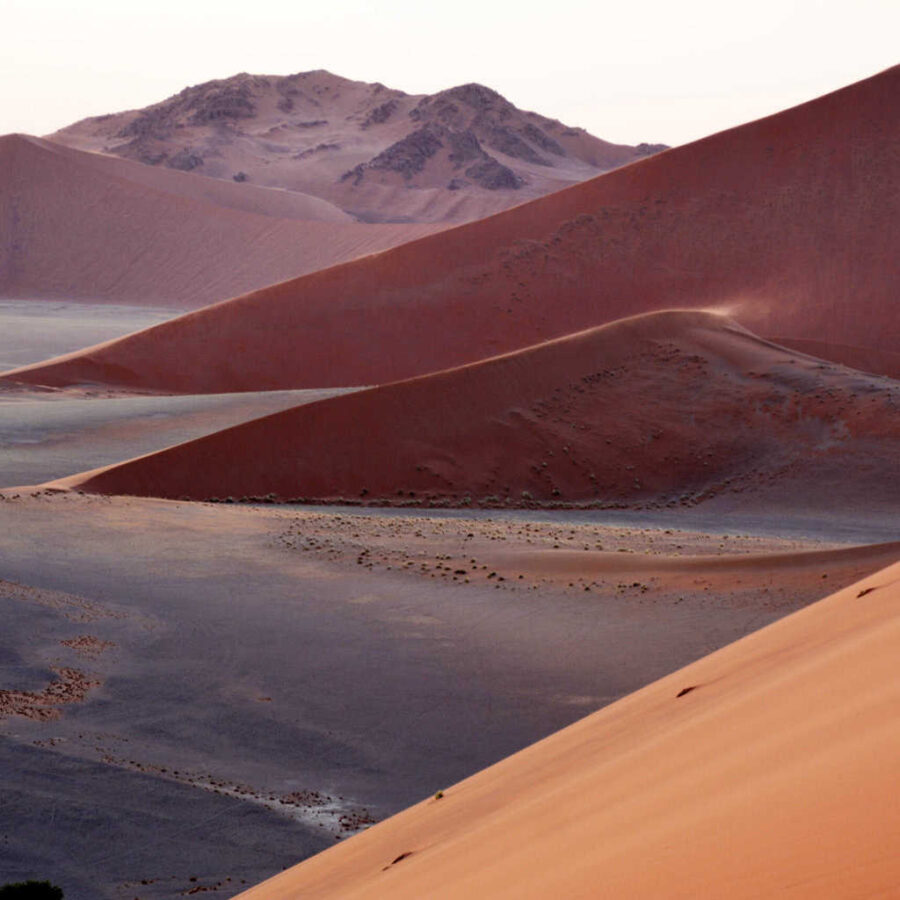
[0,882,63,899]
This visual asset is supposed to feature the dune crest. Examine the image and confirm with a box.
[37,310,900,512]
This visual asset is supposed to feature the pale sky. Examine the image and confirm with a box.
[1,0,897,147]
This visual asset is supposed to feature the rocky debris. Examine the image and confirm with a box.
[343,124,445,182]
[187,84,256,125]
[294,142,341,160]
[635,142,669,157]
[465,157,524,190]
[445,129,484,166]
[361,99,399,128]
[277,79,298,113]
[117,112,165,140]
[0,667,101,721]
[405,82,556,168]
[447,177,468,191]
[343,122,523,189]
[59,634,116,659]
[521,122,565,156]
[485,124,550,165]
[124,142,168,166]
[409,83,515,130]
[116,76,260,144]
[434,83,515,118]
[167,148,204,171]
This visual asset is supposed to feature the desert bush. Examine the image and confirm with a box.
[0,882,64,899]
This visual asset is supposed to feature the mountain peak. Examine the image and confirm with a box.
[48,72,666,224]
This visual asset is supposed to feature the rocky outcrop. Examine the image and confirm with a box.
[344,125,445,182]
[484,125,550,165]
[167,148,204,171]
[361,99,399,128]
[464,157,524,190]
[636,142,669,156]
[116,75,261,145]
[49,70,667,220]
[343,123,523,189]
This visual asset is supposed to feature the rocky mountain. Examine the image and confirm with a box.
[49,71,666,223]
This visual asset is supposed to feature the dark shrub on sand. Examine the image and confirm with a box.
[0,882,63,899]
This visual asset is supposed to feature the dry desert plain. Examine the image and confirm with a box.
[0,65,899,900]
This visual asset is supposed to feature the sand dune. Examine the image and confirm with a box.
[234,558,900,899]
[0,134,439,307]
[37,311,900,512]
[50,70,663,225]
[5,65,898,392]
[0,386,358,487]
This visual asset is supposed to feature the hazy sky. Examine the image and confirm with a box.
[2,0,897,146]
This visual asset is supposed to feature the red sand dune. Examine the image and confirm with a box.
[44,311,900,512]
[0,134,438,307]
[4,65,898,391]
[233,558,900,900]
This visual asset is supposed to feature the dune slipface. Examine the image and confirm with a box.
[0,135,439,307]
[47,311,900,512]
[4,65,898,391]
[232,560,900,900]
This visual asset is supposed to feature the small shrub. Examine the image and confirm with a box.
[0,882,64,899]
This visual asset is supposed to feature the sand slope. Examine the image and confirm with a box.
[234,557,900,900]
[6,64,898,391]
[39,311,900,512]
[0,134,438,306]
[50,71,663,225]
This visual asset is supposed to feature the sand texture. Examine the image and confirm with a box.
[5,64,898,391]
[0,134,439,307]
[40,311,900,514]
[235,558,900,900]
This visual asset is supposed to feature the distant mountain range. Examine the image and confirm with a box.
[49,71,667,223]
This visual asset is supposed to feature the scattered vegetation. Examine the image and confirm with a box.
[0,883,64,899]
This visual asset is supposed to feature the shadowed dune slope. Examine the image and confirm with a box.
[46,311,900,512]
[233,559,900,900]
[0,134,439,307]
[4,65,898,391]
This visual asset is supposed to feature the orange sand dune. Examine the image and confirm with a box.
[5,65,898,391]
[42,311,900,511]
[235,559,900,900]
[0,134,439,307]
